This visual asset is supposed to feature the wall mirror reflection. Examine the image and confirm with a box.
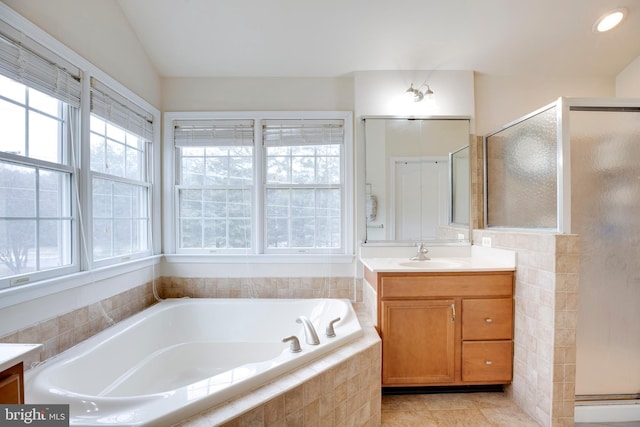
[363,117,471,243]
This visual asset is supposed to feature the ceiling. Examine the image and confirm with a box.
[116,0,640,79]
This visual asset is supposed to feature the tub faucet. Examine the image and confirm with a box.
[296,316,320,345]
[411,243,431,261]
[282,335,302,353]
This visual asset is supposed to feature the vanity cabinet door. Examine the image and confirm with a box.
[0,363,24,404]
[381,299,456,386]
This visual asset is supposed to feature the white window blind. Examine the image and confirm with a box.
[262,120,344,146]
[174,120,255,147]
[90,77,154,141]
[0,20,81,107]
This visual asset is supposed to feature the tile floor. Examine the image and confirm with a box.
[381,391,540,426]
[381,392,640,426]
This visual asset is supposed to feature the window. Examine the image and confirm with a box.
[90,78,154,264]
[0,11,159,297]
[0,21,81,287]
[263,120,344,252]
[174,120,254,251]
[169,112,352,256]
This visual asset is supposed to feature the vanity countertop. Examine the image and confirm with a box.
[360,245,516,273]
[0,343,42,372]
[361,256,515,273]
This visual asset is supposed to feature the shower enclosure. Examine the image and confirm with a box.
[485,97,640,415]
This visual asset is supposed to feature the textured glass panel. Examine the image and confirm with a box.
[486,106,557,228]
[571,109,640,396]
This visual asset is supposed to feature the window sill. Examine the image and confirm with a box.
[163,254,355,264]
[0,256,162,310]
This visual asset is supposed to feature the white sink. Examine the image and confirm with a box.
[397,259,464,269]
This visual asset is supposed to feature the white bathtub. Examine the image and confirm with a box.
[25,298,363,426]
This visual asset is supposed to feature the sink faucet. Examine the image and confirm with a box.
[411,243,431,261]
[296,316,320,345]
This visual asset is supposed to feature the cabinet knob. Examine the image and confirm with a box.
[485,360,493,365]
[484,318,493,323]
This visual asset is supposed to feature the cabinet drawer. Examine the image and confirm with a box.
[380,272,514,299]
[462,341,512,382]
[462,298,513,340]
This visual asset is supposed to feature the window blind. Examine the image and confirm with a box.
[262,119,344,146]
[90,77,154,141]
[0,20,81,107]
[173,120,255,147]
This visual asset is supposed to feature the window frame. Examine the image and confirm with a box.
[0,4,161,302]
[88,109,154,268]
[0,48,80,289]
[164,111,354,259]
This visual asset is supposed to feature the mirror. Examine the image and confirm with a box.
[363,117,471,243]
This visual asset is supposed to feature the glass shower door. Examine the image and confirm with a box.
[571,108,640,397]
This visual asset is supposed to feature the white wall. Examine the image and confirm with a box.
[2,0,162,108]
[353,70,475,123]
[474,73,615,136]
[616,56,640,97]
[162,77,354,111]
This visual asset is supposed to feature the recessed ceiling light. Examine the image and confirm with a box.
[593,8,627,33]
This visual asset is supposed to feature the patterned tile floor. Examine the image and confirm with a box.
[381,391,540,426]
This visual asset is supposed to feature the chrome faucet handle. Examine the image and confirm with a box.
[282,335,302,353]
[411,243,430,260]
[325,317,341,338]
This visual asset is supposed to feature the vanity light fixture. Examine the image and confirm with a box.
[405,83,434,102]
[593,8,627,33]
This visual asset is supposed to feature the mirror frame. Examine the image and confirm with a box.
[362,115,472,245]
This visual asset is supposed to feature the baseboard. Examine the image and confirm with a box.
[575,400,640,423]
[382,384,504,395]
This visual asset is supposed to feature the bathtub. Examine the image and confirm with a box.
[25,298,363,426]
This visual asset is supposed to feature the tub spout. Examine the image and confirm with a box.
[296,316,320,345]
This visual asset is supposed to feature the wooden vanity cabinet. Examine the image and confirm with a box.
[373,270,514,387]
[381,299,456,385]
[0,362,24,404]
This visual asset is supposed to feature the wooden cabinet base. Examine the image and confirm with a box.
[374,270,515,387]
[0,362,24,404]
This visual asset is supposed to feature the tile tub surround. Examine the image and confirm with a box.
[473,230,580,427]
[0,281,156,364]
[0,276,361,368]
[159,276,360,301]
[176,304,382,427]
